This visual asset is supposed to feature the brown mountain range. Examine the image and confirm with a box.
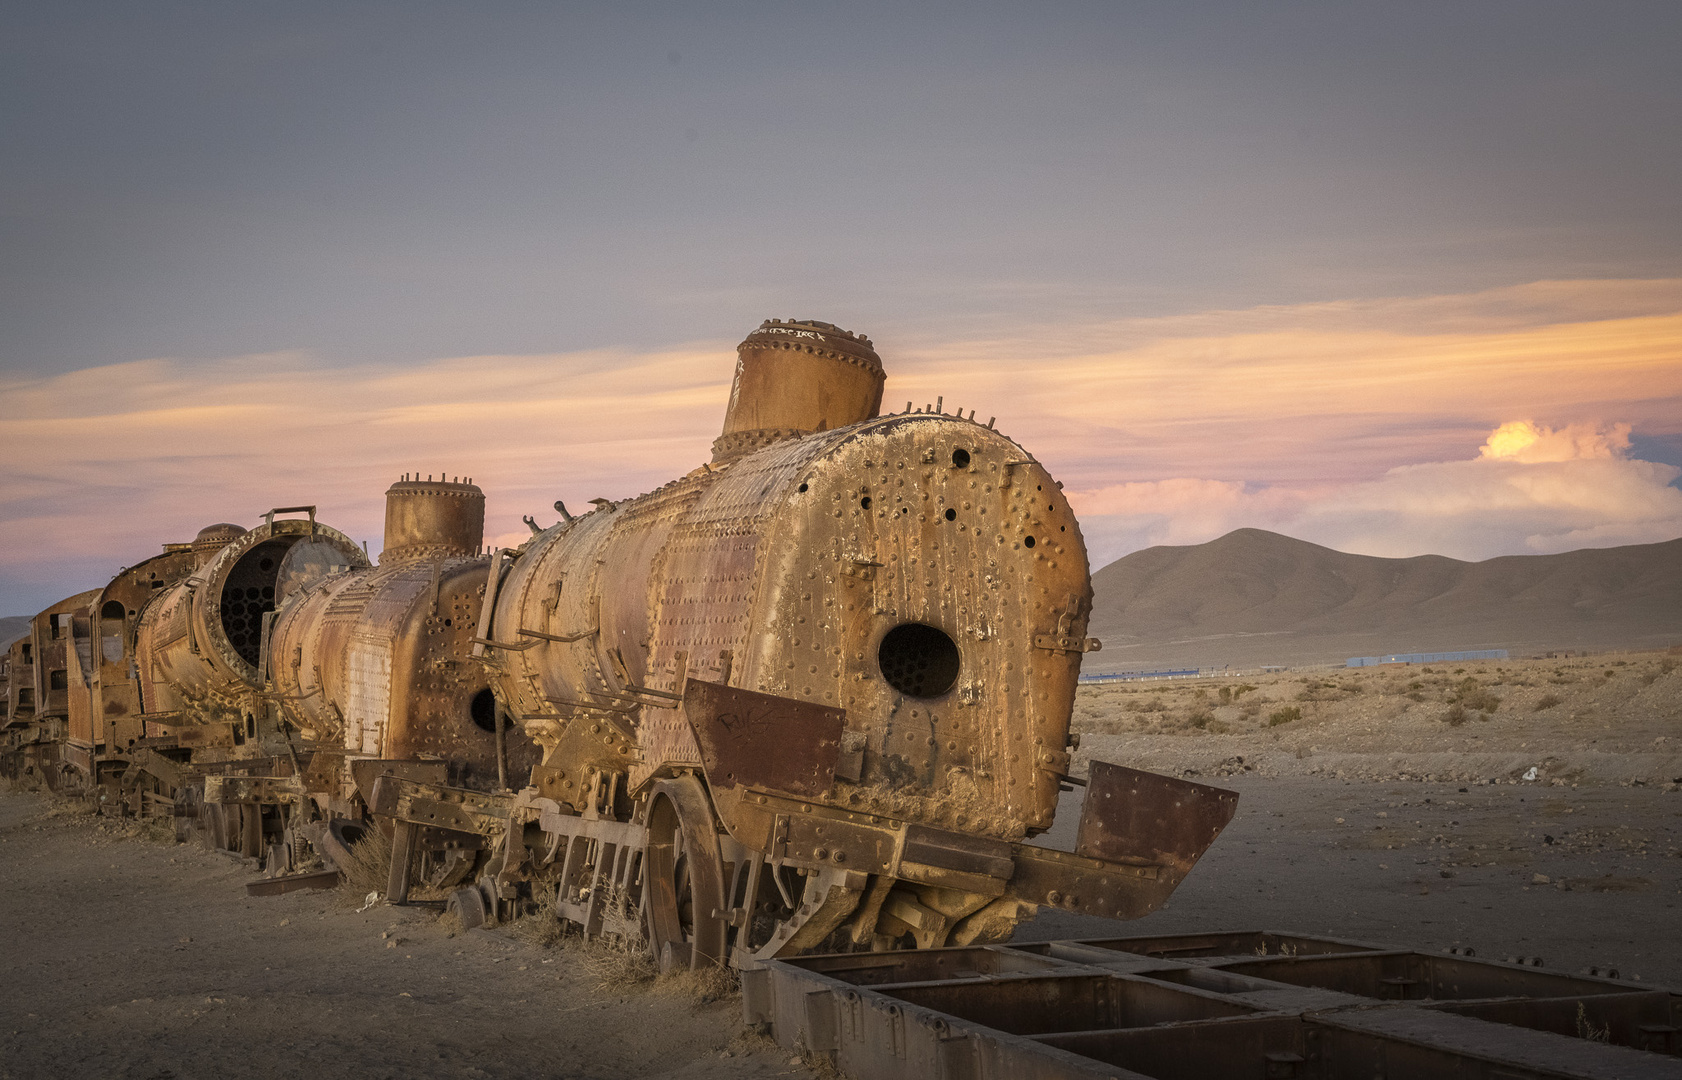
[1086,528,1682,670]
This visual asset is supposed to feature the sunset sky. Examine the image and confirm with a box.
[3,3,1681,615]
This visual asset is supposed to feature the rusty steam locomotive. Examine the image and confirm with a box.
[1,320,1235,970]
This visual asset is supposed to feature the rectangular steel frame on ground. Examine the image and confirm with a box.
[744,931,1682,1079]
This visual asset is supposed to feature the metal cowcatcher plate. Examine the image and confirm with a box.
[683,680,844,799]
[1075,760,1239,879]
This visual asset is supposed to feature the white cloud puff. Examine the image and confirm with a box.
[1071,420,1682,565]
[1292,422,1682,560]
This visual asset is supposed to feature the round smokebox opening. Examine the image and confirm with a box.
[469,688,498,732]
[878,623,961,699]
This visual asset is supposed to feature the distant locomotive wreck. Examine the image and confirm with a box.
[1,319,1237,970]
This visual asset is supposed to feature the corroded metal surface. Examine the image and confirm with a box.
[137,514,367,722]
[684,679,844,798]
[749,933,1682,1079]
[713,319,885,463]
[267,479,539,802]
[1075,761,1238,881]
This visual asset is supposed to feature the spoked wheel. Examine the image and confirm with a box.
[187,791,254,854]
[194,800,228,850]
[642,777,727,973]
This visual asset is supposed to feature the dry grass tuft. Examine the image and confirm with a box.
[1,772,46,795]
[579,934,657,990]
[336,827,393,900]
[654,963,738,1004]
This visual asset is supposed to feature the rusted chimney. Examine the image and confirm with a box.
[381,477,485,563]
[712,319,884,463]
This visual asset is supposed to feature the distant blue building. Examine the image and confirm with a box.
[1079,669,1201,683]
[1346,649,1508,667]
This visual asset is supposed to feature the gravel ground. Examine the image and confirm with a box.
[2,652,1676,1077]
[0,792,817,1080]
[1020,651,1682,985]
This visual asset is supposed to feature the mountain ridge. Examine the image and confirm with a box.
[1086,528,1682,669]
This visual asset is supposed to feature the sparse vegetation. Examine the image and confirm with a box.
[1067,653,1670,777]
[336,827,394,900]
[1448,677,1501,713]
[1575,1003,1610,1043]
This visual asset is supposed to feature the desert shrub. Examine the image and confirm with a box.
[1534,693,1562,711]
[1662,659,1677,676]
[1239,701,1261,718]
[580,933,657,990]
[336,828,394,900]
[1444,703,1468,726]
[1136,697,1166,712]
[1268,707,1301,726]
[1189,711,1213,728]
[1406,692,1425,702]
[1448,677,1500,713]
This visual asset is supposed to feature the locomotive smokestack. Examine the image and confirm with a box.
[712,319,885,463]
[380,477,485,564]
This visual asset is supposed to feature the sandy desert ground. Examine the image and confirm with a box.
[1025,650,1682,986]
[1,651,1677,1078]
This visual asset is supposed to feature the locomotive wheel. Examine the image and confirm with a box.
[642,777,727,973]
[193,800,227,849]
[237,805,264,858]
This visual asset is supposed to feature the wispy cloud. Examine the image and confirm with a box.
[3,278,1680,612]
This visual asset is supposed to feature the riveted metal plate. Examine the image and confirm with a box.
[684,680,844,798]
[1075,760,1238,879]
